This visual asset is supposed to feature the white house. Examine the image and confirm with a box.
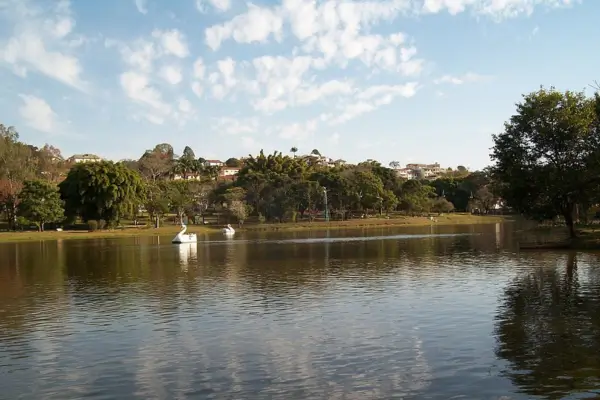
[205,159,224,167]
[68,154,103,163]
[220,167,240,176]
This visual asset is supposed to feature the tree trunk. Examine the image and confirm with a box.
[564,208,576,238]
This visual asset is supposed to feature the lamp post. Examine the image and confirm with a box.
[323,187,329,222]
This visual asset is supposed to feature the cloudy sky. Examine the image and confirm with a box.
[0,0,597,169]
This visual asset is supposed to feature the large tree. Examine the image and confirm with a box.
[491,88,600,237]
[59,161,145,226]
[0,125,37,229]
[17,180,64,231]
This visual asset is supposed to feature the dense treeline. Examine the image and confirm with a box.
[491,87,600,237]
[0,125,498,231]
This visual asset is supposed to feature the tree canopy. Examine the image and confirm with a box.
[59,161,145,225]
[491,87,600,237]
[17,180,64,231]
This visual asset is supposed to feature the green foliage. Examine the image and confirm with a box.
[432,197,455,213]
[59,161,145,226]
[229,199,251,225]
[225,157,241,167]
[88,220,98,231]
[398,180,436,214]
[491,87,600,237]
[17,180,64,231]
[0,125,38,229]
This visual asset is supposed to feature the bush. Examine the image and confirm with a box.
[98,219,107,230]
[88,220,98,231]
[258,213,266,224]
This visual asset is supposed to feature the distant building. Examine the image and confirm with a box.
[217,166,240,181]
[205,159,224,167]
[395,162,444,180]
[220,166,240,177]
[68,154,102,163]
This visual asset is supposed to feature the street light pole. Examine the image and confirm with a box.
[323,187,329,222]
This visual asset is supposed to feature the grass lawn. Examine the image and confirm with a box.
[0,213,511,244]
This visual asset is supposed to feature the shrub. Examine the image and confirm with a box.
[88,220,98,231]
[98,219,107,230]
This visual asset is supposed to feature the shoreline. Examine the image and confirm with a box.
[0,214,510,244]
[518,226,600,250]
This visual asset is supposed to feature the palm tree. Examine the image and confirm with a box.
[290,146,298,158]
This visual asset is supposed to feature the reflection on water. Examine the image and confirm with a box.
[495,252,600,398]
[1,223,600,399]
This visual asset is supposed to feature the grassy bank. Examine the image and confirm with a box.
[0,213,510,244]
[518,226,600,250]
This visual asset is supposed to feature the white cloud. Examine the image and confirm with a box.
[178,98,192,113]
[213,117,259,135]
[159,64,183,84]
[135,0,148,14]
[18,94,58,133]
[0,1,87,91]
[191,81,203,98]
[152,29,189,58]
[329,82,419,125]
[329,132,340,145]
[193,58,205,79]
[433,72,492,85]
[120,71,168,111]
[205,4,284,50]
[196,0,231,13]
[278,119,318,141]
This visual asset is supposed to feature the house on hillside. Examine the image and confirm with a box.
[218,166,240,181]
[396,168,418,180]
[205,159,224,167]
[68,154,103,163]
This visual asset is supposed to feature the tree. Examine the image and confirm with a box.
[59,161,145,227]
[491,87,600,237]
[225,157,241,167]
[144,181,170,228]
[182,146,195,160]
[290,147,298,158]
[0,125,37,230]
[311,149,321,157]
[389,161,400,169]
[398,180,436,214]
[229,200,250,227]
[17,180,64,231]
[471,186,497,213]
[431,197,454,214]
[457,165,467,172]
[168,181,195,224]
[138,150,171,181]
[34,144,67,182]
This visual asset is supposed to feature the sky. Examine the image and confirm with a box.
[0,0,598,170]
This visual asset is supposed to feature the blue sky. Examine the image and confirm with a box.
[0,0,598,170]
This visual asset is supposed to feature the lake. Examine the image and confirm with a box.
[1,223,600,399]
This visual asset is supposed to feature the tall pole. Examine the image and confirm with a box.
[323,187,329,222]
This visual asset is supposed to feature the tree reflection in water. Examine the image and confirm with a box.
[494,252,600,398]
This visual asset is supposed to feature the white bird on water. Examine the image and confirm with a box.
[222,224,235,235]
[172,224,197,244]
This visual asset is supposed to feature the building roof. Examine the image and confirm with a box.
[205,159,223,163]
[70,153,101,160]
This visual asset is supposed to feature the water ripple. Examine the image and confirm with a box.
[1,226,598,399]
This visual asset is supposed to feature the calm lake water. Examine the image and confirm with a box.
[1,223,600,399]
